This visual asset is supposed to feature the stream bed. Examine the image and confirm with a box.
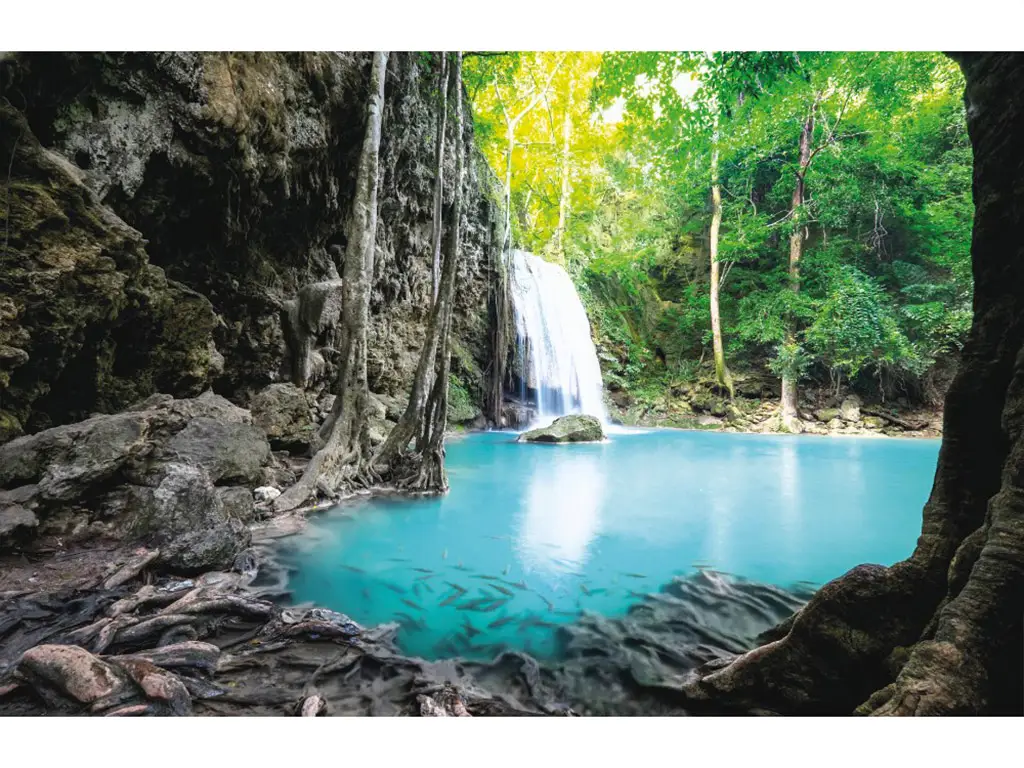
[272,429,940,662]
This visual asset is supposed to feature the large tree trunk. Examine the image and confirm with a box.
[779,111,813,433]
[368,52,462,488]
[431,53,449,300]
[413,51,465,492]
[709,140,734,400]
[678,53,1024,717]
[274,51,389,513]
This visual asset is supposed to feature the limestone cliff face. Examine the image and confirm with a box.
[0,52,501,441]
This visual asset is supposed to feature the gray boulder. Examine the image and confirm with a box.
[518,414,604,444]
[129,463,250,573]
[840,395,862,422]
[166,418,270,485]
[0,392,270,571]
[250,383,316,452]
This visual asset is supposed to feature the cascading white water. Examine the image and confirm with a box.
[509,249,608,427]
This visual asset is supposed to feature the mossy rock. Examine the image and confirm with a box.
[862,415,886,430]
[815,408,841,423]
[518,414,604,444]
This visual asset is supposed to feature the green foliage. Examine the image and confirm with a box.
[468,52,973,402]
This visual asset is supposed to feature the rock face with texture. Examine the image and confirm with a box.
[0,392,267,570]
[0,52,499,443]
[250,384,316,453]
[518,414,604,444]
[839,395,862,422]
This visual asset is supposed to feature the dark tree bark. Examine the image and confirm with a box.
[366,52,464,492]
[678,52,1024,717]
[275,51,389,513]
[431,53,449,300]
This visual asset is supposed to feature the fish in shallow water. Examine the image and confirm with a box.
[444,581,467,593]
[502,579,529,591]
[480,599,508,613]
[489,584,514,597]
[538,595,554,612]
[361,589,371,600]
[387,557,411,563]
[438,592,462,608]
[518,615,557,631]
[503,564,511,575]
[474,574,500,581]
[421,581,435,594]
[412,583,423,598]
[412,568,433,574]
[623,572,648,579]
[401,599,424,611]
[456,598,493,612]
[416,573,436,581]
[384,583,407,595]
[453,563,471,572]
[462,619,481,638]
[488,615,518,629]
[442,549,448,560]
[340,564,365,574]
[579,584,592,597]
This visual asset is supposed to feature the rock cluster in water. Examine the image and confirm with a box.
[518,414,604,443]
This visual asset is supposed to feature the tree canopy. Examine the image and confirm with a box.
[466,51,972,405]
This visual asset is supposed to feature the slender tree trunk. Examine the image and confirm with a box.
[554,78,573,262]
[780,110,814,433]
[414,51,465,492]
[431,53,449,300]
[709,136,734,400]
[503,125,514,252]
[274,51,389,513]
[369,52,458,482]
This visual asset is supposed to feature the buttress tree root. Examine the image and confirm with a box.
[274,51,389,514]
[365,52,465,494]
[677,52,1024,717]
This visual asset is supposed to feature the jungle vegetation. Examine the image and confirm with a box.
[464,52,973,416]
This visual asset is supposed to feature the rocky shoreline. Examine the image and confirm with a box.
[0,386,823,717]
[607,382,942,440]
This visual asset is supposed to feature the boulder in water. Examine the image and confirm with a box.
[518,414,604,444]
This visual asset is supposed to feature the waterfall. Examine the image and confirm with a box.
[509,250,608,427]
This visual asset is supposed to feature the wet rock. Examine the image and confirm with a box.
[250,383,316,453]
[724,404,743,423]
[129,463,250,573]
[0,410,152,503]
[103,548,161,589]
[18,645,128,706]
[815,408,840,423]
[113,657,192,715]
[217,486,257,525]
[862,415,886,430]
[254,486,282,503]
[839,395,862,422]
[166,418,270,485]
[518,415,604,443]
[113,643,221,671]
[501,402,535,429]
[0,504,37,541]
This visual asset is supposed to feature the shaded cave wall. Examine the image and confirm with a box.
[0,52,501,440]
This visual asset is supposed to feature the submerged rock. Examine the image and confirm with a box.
[518,414,604,444]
